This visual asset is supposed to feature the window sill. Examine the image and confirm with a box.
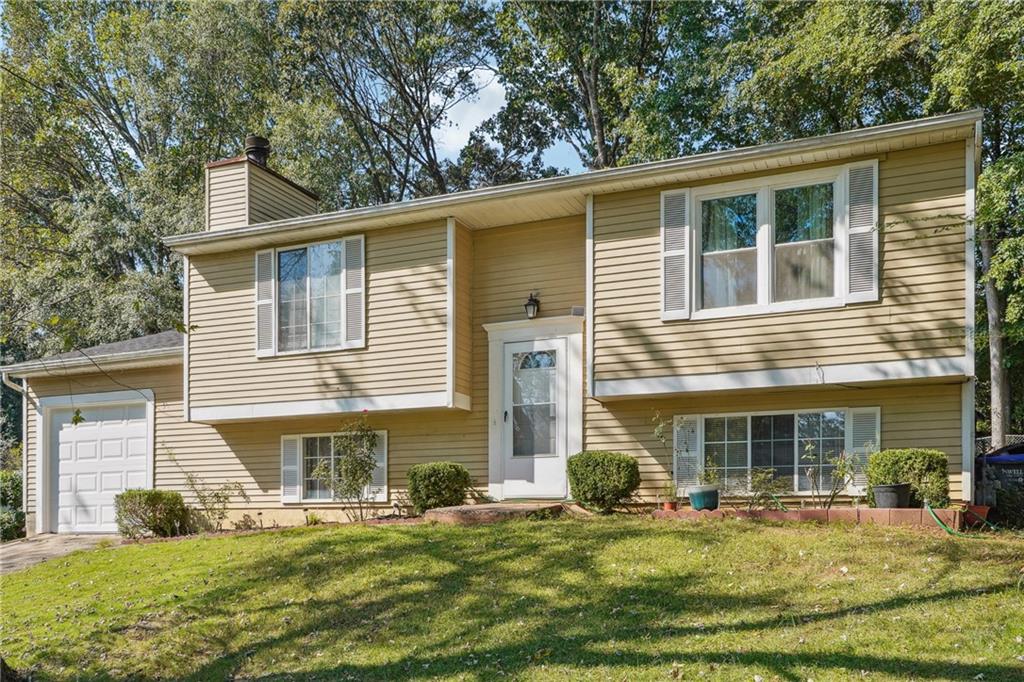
[260,342,365,359]
[687,296,845,321]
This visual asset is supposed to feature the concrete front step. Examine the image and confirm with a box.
[424,502,564,525]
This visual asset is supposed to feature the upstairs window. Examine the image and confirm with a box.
[255,235,364,356]
[660,161,878,321]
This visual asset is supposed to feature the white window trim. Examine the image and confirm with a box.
[291,429,388,504]
[673,405,877,497]
[676,164,854,321]
[261,234,365,357]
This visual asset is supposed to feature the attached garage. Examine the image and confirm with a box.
[39,391,154,534]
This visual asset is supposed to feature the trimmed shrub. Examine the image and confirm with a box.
[567,451,640,513]
[0,470,22,510]
[1,508,25,542]
[114,489,190,539]
[407,461,471,514]
[866,449,950,508]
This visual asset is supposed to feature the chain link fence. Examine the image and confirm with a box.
[975,434,1024,456]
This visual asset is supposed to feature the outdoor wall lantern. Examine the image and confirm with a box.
[524,292,540,320]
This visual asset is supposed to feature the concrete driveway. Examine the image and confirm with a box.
[1,534,121,574]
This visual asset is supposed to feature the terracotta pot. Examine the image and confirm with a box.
[662,501,678,512]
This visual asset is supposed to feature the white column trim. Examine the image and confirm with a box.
[183,254,190,422]
[446,217,456,407]
[964,127,979,378]
[962,378,976,502]
[585,194,595,398]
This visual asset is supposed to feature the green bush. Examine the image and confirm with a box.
[1,508,25,542]
[1,470,22,510]
[866,449,949,508]
[407,461,471,514]
[567,451,640,513]
[114,489,190,539]
[994,485,1024,529]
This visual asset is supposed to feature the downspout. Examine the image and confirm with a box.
[2,371,27,514]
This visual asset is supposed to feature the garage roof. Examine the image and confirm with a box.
[1,331,183,378]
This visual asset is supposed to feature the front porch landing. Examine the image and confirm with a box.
[423,502,564,525]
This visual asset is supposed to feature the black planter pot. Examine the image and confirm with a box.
[873,483,912,508]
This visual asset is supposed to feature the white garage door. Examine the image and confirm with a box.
[51,403,149,533]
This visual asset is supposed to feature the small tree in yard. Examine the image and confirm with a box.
[169,453,250,531]
[312,415,379,521]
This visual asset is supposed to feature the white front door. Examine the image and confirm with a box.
[501,338,568,498]
[50,403,149,533]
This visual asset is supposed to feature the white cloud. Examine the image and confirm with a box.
[435,70,507,158]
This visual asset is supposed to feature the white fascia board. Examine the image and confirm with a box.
[166,110,982,255]
[190,390,455,423]
[4,349,182,378]
[593,356,968,399]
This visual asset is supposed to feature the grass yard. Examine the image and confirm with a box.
[1,517,1023,681]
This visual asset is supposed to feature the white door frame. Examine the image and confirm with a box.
[484,316,583,500]
[35,389,155,534]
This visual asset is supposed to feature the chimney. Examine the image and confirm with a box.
[204,137,318,231]
[244,134,270,166]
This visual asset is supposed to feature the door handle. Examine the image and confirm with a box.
[504,410,508,423]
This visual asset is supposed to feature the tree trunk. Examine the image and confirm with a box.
[979,235,1009,448]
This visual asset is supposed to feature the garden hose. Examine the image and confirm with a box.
[925,502,976,538]
[768,493,789,511]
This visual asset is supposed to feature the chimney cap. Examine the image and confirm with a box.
[244,135,270,166]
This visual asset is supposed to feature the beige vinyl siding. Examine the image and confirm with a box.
[247,164,317,224]
[454,221,474,398]
[206,163,248,231]
[592,141,967,380]
[584,381,965,501]
[188,220,449,408]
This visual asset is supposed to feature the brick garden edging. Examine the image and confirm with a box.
[652,507,965,530]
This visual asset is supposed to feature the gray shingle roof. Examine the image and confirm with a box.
[2,331,183,376]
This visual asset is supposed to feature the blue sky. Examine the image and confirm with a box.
[434,70,586,175]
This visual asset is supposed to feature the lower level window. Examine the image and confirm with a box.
[303,436,335,500]
[703,410,847,494]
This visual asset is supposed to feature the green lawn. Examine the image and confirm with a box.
[1,518,1023,681]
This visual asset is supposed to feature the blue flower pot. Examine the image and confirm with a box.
[687,485,720,511]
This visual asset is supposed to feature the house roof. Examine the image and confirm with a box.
[1,331,183,379]
[166,109,983,256]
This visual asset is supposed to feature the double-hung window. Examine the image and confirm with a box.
[279,430,388,503]
[255,235,365,356]
[661,161,878,320]
[673,407,880,496]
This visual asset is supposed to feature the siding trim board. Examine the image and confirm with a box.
[189,389,471,423]
[593,356,967,399]
[585,195,595,398]
[446,217,455,407]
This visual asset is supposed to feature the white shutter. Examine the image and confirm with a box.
[846,162,879,303]
[661,189,691,320]
[344,235,365,348]
[281,436,301,503]
[674,414,702,493]
[846,407,881,490]
[255,249,276,356]
[365,430,388,502]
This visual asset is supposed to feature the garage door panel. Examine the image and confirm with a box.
[101,439,123,459]
[50,400,150,533]
[75,441,97,460]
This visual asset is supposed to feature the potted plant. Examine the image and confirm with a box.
[686,468,720,512]
[660,481,678,511]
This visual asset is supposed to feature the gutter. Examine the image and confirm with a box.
[2,371,24,395]
[1,347,182,379]
[164,108,983,254]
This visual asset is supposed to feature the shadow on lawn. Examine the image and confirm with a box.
[24,522,1022,681]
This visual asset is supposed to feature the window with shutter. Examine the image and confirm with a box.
[673,414,701,492]
[662,189,691,320]
[846,162,879,302]
[846,406,881,490]
[280,436,301,503]
[254,235,365,356]
[255,250,275,356]
[344,235,365,348]
[366,431,388,502]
